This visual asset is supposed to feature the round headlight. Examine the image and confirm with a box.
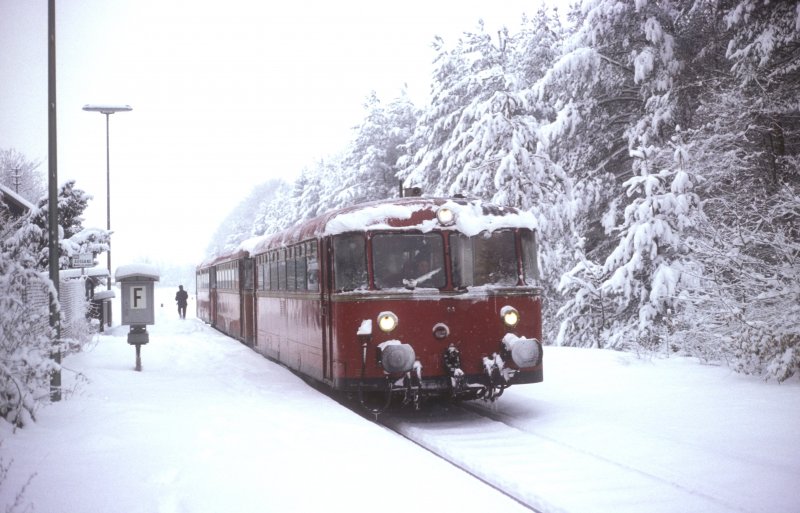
[501,306,520,327]
[436,207,455,226]
[377,311,398,332]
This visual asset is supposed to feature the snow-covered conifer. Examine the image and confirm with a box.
[337,90,418,204]
[0,241,59,428]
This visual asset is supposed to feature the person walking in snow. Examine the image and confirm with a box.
[175,285,188,319]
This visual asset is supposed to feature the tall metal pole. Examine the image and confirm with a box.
[11,167,21,193]
[82,104,131,298]
[48,0,61,402]
[105,112,111,290]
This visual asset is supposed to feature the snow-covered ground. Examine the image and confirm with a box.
[2,287,799,513]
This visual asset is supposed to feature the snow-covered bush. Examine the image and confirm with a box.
[0,256,59,427]
[732,326,799,383]
[1,178,104,427]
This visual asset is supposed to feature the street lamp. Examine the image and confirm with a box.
[82,104,132,290]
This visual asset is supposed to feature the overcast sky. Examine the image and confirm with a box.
[1,0,551,267]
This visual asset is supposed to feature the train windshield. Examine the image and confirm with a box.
[451,229,519,287]
[333,234,368,291]
[372,233,445,289]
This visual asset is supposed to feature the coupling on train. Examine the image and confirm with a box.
[196,197,543,411]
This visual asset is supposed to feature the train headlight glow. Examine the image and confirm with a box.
[436,207,456,226]
[501,306,520,327]
[377,311,398,332]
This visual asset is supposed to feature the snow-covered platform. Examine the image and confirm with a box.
[2,287,798,513]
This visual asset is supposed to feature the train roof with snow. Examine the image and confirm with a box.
[237,197,537,257]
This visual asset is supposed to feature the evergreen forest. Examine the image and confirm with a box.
[183,1,799,382]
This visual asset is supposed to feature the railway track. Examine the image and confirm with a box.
[233,342,751,513]
[377,402,743,513]
[222,331,750,513]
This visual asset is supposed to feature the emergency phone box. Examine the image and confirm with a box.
[115,264,160,326]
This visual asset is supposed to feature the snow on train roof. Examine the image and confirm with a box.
[199,198,537,266]
[324,198,536,237]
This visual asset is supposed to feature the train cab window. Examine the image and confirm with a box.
[372,233,445,289]
[521,229,540,285]
[333,234,367,291]
[452,230,518,287]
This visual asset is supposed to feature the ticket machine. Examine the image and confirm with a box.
[116,264,160,371]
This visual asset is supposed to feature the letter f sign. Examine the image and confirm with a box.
[131,286,146,309]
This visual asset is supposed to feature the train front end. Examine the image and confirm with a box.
[327,199,543,410]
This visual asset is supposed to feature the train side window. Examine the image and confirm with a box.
[243,258,254,291]
[278,251,286,291]
[521,229,540,284]
[196,270,209,290]
[258,255,269,290]
[269,253,279,291]
[332,233,367,292]
[307,241,319,291]
[296,255,307,291]
[289,244,305,291]
[286,255,297,291]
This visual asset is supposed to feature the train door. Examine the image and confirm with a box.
[241,257,255,346]
[321,237,334,382]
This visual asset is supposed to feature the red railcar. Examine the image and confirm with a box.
[197,197,543,410]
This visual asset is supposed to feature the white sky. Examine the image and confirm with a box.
[0,0,552,268]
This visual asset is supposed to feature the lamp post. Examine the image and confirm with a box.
[82,104,132,291]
